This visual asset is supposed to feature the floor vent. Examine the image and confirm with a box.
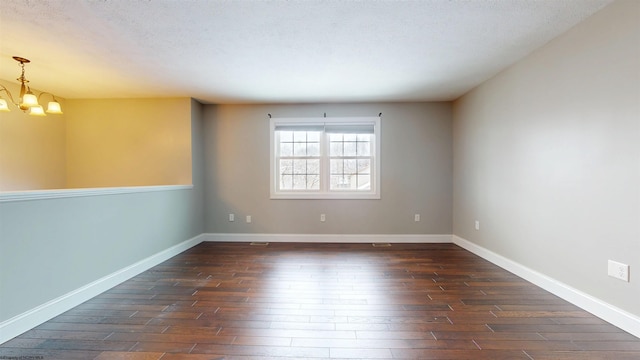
[372,243,392,247]
[250,242,270,246]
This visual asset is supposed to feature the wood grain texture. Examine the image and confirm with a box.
[1,242,637,359]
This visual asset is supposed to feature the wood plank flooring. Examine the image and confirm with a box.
[1,242,638,359]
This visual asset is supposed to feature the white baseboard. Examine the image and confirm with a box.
[452,235,640,339]
[202,233,453,244]
[0,234,206,345]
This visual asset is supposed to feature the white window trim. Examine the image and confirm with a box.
[270,117,381,200]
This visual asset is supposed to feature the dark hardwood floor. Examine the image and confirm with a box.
[1,242,638,359]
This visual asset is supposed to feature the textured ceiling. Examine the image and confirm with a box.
[0,0,613,104]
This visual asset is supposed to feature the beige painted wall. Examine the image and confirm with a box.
[0,81,66,191]
[453,0,639,316]
[204,102,452,234]
[65,98,193,188]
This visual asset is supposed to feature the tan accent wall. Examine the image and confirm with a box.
[64,98,192,188]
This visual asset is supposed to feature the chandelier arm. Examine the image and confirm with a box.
[38,91,58,102]
[37,91,63,114]
[0,84,20,107]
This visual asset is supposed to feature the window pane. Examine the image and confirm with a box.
[344,134,357,141]
[279,131,293,142]
[293,143,307,156]
[307,132,321,142]
[280,143,293,157]
[293,159,306,174]
[330,159,343,174]
[293,131,307,142]
[357,159,370,174]
[307,142,320,156]
[279,159,293,175]
[356,134,370,142]
[307,159,320,174]
[344,159,357,175]
[357,174,371,190]
[307,174,320,189]
[343,142,356,156]
[281,175,293,189]
[331,175,351,189]
[357,141,370,156]
[293,175,306,189]
[330,142,343,156]
[330,133,343,142]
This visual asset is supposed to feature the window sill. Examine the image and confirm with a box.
[0,184,194,203]
[270,192,380,200]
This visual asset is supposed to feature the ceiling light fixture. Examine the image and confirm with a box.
[0,56,63,116]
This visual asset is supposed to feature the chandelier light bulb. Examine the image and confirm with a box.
[46,101,63,114]
[28,105,46,116]
[21,92,38,108]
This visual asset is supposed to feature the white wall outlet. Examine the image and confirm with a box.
[320,214,326,222]
[475,220,480,230]
[229,213,235,222]
[246,215,252,223]
[608,260,629,282]
[414,214,420,222]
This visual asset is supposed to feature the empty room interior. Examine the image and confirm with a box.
[0,0,638,359]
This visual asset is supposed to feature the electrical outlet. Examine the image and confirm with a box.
[414,214,420,222]
[475,220,480,230]
[229,213,234,222]
[608,260,629,282]
[246,215,252,223]
[320,214,326,222]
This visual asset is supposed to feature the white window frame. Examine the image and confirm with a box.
[270,117,381,200]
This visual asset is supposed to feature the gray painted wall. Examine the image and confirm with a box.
[0,100,205,323]
[203,102,452,235]
[452,0,639,316]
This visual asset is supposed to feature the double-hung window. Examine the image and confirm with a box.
[270,117,380,199]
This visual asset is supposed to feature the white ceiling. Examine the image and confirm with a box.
[0,0,613,104]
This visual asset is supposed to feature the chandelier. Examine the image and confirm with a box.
[0,56,63,116]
